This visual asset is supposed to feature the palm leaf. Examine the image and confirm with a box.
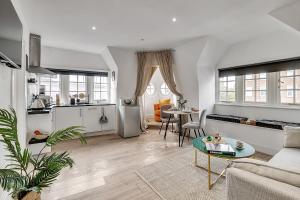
[0,169,26,191]
[46,126,86,146]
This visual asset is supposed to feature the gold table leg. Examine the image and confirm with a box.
[194,148,229,190]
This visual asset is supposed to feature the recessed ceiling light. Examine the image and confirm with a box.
[172,17,177,22]
[92,26,96,30]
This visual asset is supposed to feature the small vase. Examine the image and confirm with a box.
[21,192,41,200]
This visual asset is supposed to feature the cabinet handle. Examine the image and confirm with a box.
[80,108,82,117]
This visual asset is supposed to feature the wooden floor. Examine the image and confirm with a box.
[42,128,271,200]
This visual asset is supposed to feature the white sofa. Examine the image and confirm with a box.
[226,127,300,200]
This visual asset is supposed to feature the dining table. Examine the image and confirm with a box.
[163,109,199,147]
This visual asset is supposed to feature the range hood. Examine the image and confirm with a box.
[28,34,56,75]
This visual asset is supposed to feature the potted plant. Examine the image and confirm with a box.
[0,108,86,200]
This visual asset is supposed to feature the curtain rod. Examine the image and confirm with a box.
[135,49,176,54]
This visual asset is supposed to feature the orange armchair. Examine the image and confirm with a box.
[153,99,171,122]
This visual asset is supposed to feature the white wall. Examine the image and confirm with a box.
[41,46,109,70]
[173,37,207,110]
[0,0,29,199]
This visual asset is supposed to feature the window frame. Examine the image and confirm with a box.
[69,74,87,99]
[38,75,61,102]
[243,73,268,104]
[160,83,171,96]
[218,76,236,102]
[279,69,300,105]
[146,83,155,96]
[93,76,109,102]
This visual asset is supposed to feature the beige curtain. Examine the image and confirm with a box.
[134,52,157,132]
[154,50,183,98]
[134,52,157,102]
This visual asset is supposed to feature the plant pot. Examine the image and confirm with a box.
[21,192,41,200]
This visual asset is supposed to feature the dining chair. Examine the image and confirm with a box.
[181,109,207,145]
[159,104,179,136]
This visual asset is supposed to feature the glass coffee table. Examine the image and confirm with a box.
[192,137,255,190]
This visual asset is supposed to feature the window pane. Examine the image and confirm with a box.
[78,83,86,91]
[280,77,294,90]
[245,91,254,102]
[219,77,227,82]
[296,77,300,89]
[69,92,77,98]
[219,82,227,91]
[296,69,300,76]
[94,76,100,83]
[51,75,60,82]
[227,81,235,91]
[40,76,50,82]
[281,90,294,103]
[78,75,85,82]
[258,73,266,79]
[51,82,60,91]
[219,92,226,101]
[281,70,294,77]
[245,74,254,79]
[296,90,300,104]
[70,75,77,82]
[256,91,266,102]
[101,84,108,91]
[69,82,77,91]
[101,77,108,83]
[228,76,235,81]
[50,92,59,102]
[245,80,255,90]
[94,83,100,91]
[101,92,108,100]
[94,92,100,100]
[256,79,266,90]
[227,92,235,102]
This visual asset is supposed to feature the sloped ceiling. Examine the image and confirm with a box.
[19,0,295,53]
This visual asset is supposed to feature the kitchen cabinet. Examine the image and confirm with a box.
[100,105,116,131]
[82,106,101,133]
[55,107,83,131]
[54,105,116,134]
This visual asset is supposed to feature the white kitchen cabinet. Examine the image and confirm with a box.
[55,107,83,131]
[82,106,101,133]
[100,105,116,131]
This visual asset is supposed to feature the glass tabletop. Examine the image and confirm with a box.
[192,136,255,158]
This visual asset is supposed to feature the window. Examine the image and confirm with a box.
[279,69,300,104]
[219,76,236,102]
[93,76,109,101]
[244,73,267,103]
[160,83,170,95]
[39,75,60,102]
[69,75,87,100]
[146,83,155,95]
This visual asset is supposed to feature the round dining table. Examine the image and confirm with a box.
[163,110,199,147]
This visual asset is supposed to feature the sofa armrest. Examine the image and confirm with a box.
[226,168,300,200]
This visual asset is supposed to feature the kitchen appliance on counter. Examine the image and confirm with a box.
[30,96,45,110]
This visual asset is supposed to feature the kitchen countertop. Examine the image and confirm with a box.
[27,103,116,115]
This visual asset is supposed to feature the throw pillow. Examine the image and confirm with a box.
[283,126,300,148]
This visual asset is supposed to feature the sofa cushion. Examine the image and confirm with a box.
[159,98,171,106]
[231,158,300,188]
[283,126,300,148]
[269,148,300,169]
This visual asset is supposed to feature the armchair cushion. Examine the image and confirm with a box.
[231,158,300,188]
[283,126,300,148]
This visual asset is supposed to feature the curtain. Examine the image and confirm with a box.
[154,50,183,98]
[134,52,157,132]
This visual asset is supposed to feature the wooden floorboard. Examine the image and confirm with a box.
[42,128,272,200]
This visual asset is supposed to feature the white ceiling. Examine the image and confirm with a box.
[19,0,295,53]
